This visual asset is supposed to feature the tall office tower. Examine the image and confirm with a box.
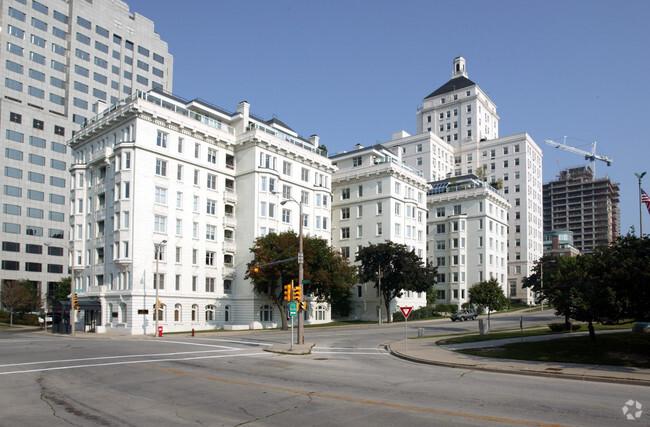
[0,0,172,309]
[69,91,333,334]
[427,175,510,309]
[330,144,429,321]
[543,166,620,253]
[383,58,543,304]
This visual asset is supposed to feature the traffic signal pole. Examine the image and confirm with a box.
[297,201,304,345]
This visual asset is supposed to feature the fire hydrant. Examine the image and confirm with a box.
[192,328,195,337]
[158,326,163,337]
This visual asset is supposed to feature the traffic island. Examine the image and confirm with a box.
[264,343,314,355]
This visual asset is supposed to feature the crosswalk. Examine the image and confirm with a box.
[0,337,387,376]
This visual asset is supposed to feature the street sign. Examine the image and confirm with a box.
[289,302,297,316]
[400,306,413,319]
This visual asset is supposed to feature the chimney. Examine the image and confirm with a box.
[354,143,363,150]
[309,134,320,146]
[237,100,250,118]
[552,235,560,250]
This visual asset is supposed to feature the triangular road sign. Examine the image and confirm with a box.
[400,306,413,319]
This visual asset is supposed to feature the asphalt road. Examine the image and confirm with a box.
[1,311,648,426]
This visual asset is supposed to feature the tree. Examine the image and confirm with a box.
[356,242,436,323]
[607,233,650,322]
[51,276,72,302]
[468,279,510,330]
[522,256,574,328]
[1,281,33,326]
[524,253,625,341]
[245,231,357,330]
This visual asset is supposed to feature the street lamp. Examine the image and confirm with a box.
[635,172,646,238]
[279,195,304,345]
[377,266,382,326]
[154,240,167,337]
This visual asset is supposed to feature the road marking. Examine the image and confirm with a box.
[154,339,240,350]
[0,348,243,369]
[136,363,570,427]
[0,352,271,376]
[190,338,273,346]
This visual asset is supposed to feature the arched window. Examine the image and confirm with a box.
[260,305,272,322]
[153,303,165,321]
[191,304,198,322]
[174,304,181,322]
[205,305,215,322]
[120,303,127,323]
[224,305,230,322]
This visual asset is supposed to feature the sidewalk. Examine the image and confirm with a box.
[388,331,650,386]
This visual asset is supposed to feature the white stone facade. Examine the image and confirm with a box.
[427,176,510,308]
[384,58,543,304]
[69,91,334,334]
[330,144,429,321]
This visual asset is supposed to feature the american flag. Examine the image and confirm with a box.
[642,188,650,214]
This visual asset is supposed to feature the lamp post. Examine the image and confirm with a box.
[635,172,646,238]
[154,240,167,337]
[279,196,304,345]
[69,243,75,337]
[377,266,382,326]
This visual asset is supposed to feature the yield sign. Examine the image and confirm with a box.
[400,306,413,319]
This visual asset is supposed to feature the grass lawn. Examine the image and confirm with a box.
[458,332,650,368]
[436,322,629,345]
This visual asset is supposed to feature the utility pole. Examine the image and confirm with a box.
[279,194,304,345]
[378,266,382,326]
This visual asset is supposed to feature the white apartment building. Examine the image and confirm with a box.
[383,57,543,304]
[427,175,510,308]
[69,90,334,334]
[330,144,429,321]
[1,0,172,309]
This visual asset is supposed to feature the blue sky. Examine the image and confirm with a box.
[130,0,650,235]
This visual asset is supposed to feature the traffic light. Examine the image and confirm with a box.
[283,283,292,301]
[157,300,162,308]
[293,285,302,302]
[250,267,259,274]
[300,301,306,310]
[73,292,79,311]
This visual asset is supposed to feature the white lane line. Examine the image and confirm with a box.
[154,339,240,350]
[0,352,273,376]
[190,338,273,347]
[0,348,242,368]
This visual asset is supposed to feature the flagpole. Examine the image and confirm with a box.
[635,172,646,237]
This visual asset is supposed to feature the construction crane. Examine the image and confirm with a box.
[544,136,613,177]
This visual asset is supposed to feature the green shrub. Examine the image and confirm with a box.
[548,322,582,332]
[0,311,40,326]
[392,306,442,322]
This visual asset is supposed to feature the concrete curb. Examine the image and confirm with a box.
[264,343,315,355]
[388,343,650,387]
